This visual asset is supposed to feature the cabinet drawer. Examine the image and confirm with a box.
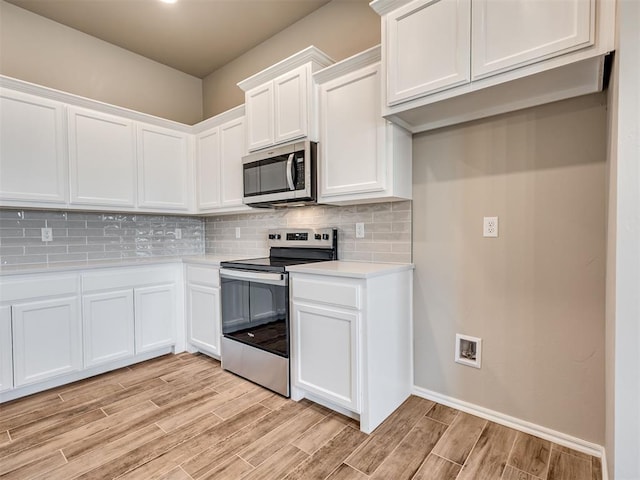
[0,274,78,302]
[82,266,176,292]
[291,276,361,310]
[186,265,220,288]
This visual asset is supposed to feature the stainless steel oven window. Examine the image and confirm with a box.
[220,269,289,357]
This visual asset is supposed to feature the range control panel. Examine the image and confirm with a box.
[267,228,336,248]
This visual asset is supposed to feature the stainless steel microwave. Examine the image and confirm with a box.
[242,141,317,208]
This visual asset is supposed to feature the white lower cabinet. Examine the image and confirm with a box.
[134,284,176,354]
[0,306,13,393]
[186,265,221,357]
[292,302,359,410]
[12,296,82,387]
[290,266,413,434]
[82,289,135,368]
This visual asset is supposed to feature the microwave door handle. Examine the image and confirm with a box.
[286,153,295,190]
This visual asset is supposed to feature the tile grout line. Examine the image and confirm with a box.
[500,431,520,480]
[452,419,489,480]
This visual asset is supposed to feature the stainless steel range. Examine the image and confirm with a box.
[219,228,337,397]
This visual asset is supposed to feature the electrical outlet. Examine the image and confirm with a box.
[41,227,53,242]
[355,223,365,239]
[235,227,241,239]
[483,216,498,237]
[174,228,182,240]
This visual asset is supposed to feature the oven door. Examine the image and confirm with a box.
[219,268,289,358]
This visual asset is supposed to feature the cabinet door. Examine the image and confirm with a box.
[220,117,246,207]
[83,289,134,368]
[196,127,222,209]
[0,306,12,393]
[274,65,308,145]
[246,83,274,151]
[187,284,221,357]
[386,0,470,105]
[12,297,82,387]
[292,302,359,411]
[134,284,176,354]
[0,90,67,204]
[68,107,136,207]
[137,124,190,211]
[319,64,386,199]
[472,0,594,79]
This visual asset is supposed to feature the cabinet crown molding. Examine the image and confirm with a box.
[191,104,245,134]
[0,75,193,133]
[237,46,334,92]
[369,0,414,16]
[314,46,381,85]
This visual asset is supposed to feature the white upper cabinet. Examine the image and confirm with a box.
[472,0,594,79]
[219,117,246,208]
[196,127,221,209]
[239,47,334,152]
[385,0,471,105]
[273,65,308,145]
[137,123,191,211]
[371,0,614,133]
[0,89,67,205]
[68,107,136,207]
[195,106,250,214]
[245,83,274,152]
[315,48,412,205]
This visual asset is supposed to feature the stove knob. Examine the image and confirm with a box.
[314,234,321,240]
[322,233,330,240]
[276,234,282,240]
[268,234,275,240]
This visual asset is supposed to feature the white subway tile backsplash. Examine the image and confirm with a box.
[204,200,412,263]
[1,201,412,266]
[0,209,204,266]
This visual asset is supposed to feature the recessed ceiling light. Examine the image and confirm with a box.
[159,0,178,4]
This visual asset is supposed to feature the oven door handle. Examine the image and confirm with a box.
[220,268,288,286]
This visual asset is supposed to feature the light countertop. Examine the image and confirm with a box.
[0,254,241,276]
[1,257,414,278]
[286,260,414,279]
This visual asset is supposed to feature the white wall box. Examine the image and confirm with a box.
[0,89,67,206]
[314,47,412,205]
[0,306,13,393]
[186,265,221,357]
[290,267,413,433]
[370,0,615,133]
[68,107,136,208]
[194,106,250,214]
[82,289,135,368]
[137,124,191,211]
[238,47,334,152]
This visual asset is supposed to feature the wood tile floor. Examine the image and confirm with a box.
[0,353,602,480]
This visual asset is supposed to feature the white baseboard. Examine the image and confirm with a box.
[413,385,606,461]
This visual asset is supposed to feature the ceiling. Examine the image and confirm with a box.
[5,0,333,78]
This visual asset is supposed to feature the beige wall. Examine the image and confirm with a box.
[412,93,607,444]
[202,0,380,118]
[0,1,203,124]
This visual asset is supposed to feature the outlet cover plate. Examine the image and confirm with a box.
[483,216,498,237]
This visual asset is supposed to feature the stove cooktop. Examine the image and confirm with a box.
[220,228,338,273]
